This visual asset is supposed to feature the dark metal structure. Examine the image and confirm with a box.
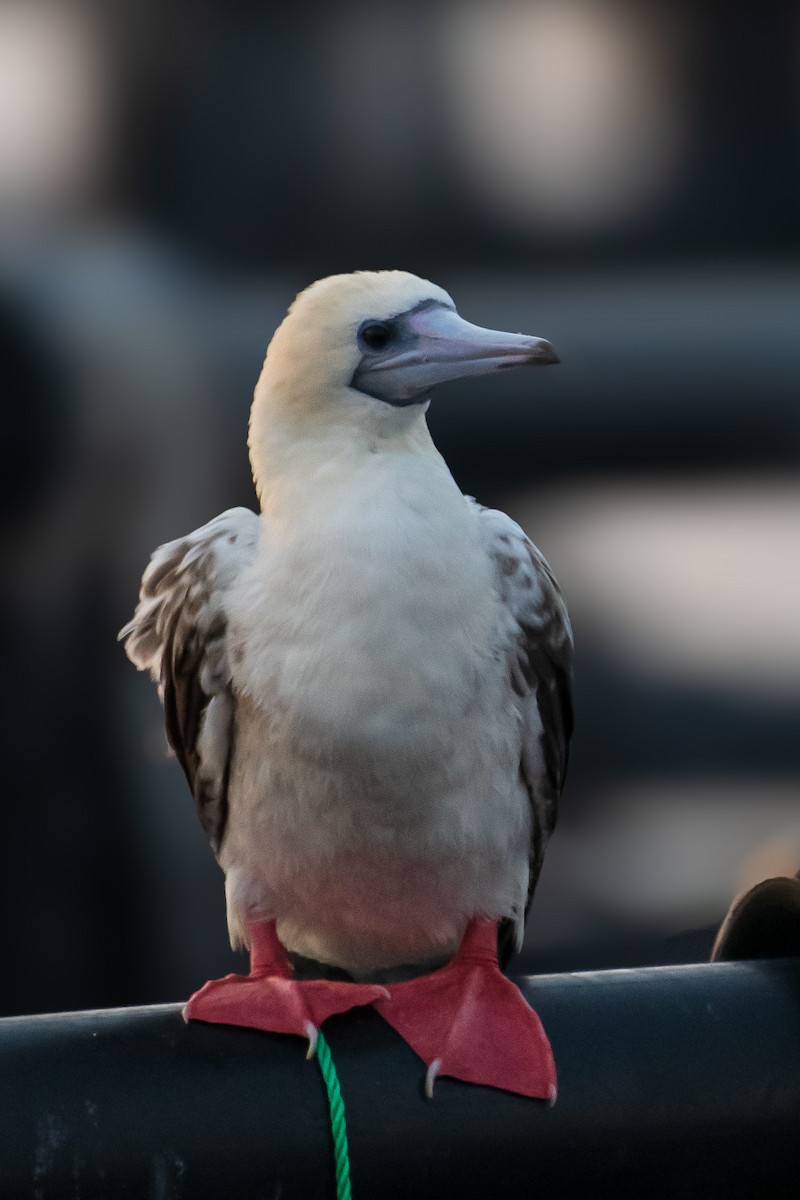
[4,960,800,1198]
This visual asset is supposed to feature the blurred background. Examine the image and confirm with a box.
[1,0,799,1016]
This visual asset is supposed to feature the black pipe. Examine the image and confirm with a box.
[4,960,800,1198]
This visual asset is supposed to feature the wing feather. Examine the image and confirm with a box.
[119,508,259,854]
[476,504,574,966]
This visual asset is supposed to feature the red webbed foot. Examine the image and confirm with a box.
[375,917,556,1101]
[183,920,388,1055]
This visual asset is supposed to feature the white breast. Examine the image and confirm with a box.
[221,453,530,972]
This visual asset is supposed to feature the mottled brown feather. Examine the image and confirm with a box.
[476,504,573,968]
[119,508,259,856]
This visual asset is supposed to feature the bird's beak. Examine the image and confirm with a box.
[353,304,559,405]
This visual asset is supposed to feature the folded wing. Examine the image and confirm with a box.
[476,505,574,964]
[119,508,260,854]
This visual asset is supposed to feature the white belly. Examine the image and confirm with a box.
[220,475,530,971]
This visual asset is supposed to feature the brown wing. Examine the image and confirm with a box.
[476,504,574,968]
[119,508,259,854]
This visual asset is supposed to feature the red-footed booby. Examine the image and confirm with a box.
[121,270,572,1099]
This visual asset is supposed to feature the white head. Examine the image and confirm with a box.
[249,269,557,501]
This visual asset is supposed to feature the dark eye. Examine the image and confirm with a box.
[358,321,392,352]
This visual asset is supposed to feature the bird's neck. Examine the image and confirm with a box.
[248,387,446,523]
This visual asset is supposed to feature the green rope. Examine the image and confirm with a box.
[313,1030,353,1200]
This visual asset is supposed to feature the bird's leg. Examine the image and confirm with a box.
[183,919,388,1054]
[247,918,293,978]
[375,917,556,1101]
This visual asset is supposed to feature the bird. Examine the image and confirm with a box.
[120,270,573,1098]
